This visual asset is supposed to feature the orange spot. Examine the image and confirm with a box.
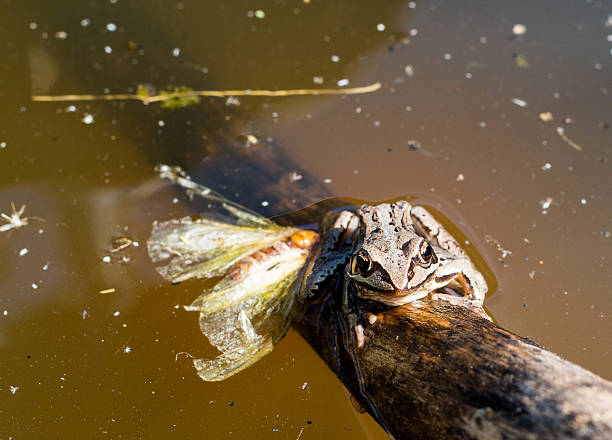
[290,230,319,248]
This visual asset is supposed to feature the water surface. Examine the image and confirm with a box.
[1,0,611,438]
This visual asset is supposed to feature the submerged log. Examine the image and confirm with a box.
[294,293,612,439]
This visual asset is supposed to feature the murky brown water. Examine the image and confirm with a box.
[1,0,611,438]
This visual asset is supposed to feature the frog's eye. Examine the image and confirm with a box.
[351,250,374,277]
[417,241,438,266]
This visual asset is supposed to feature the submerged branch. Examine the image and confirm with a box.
[31,82,382,103]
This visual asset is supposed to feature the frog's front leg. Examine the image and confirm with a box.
[297,210,359,304]
[430,259,491,321]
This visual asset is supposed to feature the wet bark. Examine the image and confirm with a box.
[294,294,612,439]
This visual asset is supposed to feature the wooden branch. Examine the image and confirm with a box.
[294,295,612,439]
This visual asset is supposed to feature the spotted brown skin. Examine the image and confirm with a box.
[299,201,489,321]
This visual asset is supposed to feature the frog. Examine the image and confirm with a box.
[298,200,489,321]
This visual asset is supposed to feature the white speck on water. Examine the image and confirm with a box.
[32,283,38,290]
[404,65,415,76]
[331,55,340,62]
[376,23,386,31]
[512,24,527,35]
[123,346,132,354]
[408,1,416,8]
[607,34,612,42]
[479,121,487,128]
[172,198,179,204]
[29,22,38,30]
[456,173,465,182]
[255,10,265,19]
[1,141,6,149]
[82,310,88,319]
[313,76,324,84]
[374,120,381,127]
[80,18,91,27]
[324,178,332,184]
[106,23,117,32]
[466,72,472,79]
[132,241,139,247]
[19,248,29,256]
[55,31,68,39]
[289,172,303,182]
[479,36,488,44]
[113,311,120,317]
[102,255,111,263]
[301,382,308,389]
[541,162,552,171]
[540,197,553,210]
[38,229,44,234]
[409,28,418,37]
[66,105,77,112]
[10,386,19,395]
[172,47,181,57]
[512,98,527,107]
[3,310,7,316]
[261,201,269,207]
[104,46,112,54]
[337,78,349,87]
[443,53,452,60]
[82,113,94,124]
[580,198,587,205]
[158,120,165,127]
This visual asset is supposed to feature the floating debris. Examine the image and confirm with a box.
[512,24,527,35]
[512,98,527,108]
[485,235,513,262]
[288,171,303,182]
[19,248,29,256]
[514,53,529,68]
[337,78,350,87]
[456,173,465,182]
[404,65,415,76]
[556,127,583,151]
[539,112,553,122]
[32,82,381,104]
[562,117,575,125]
[540,197,553,210]
[99,288,116,294]
[109,237,136,253]
[9,386,19,395]
[541,163,552,171]
[81,113,94,124]
[0,203,35,232]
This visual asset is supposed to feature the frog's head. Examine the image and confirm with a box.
[347,201,440,304]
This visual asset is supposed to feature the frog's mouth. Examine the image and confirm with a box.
[351,273,472,306]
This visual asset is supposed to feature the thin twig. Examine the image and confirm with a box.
[556,127,583,151]
[31,82,381,103]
